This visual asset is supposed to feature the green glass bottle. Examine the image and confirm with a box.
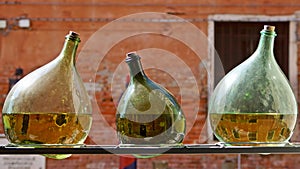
[209,25,297,145]
[2,31,93,159]
[116,52,186,146]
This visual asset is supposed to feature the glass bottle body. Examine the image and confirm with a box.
[116,53,186,146]
[208,26,297,145]
[2,32,92,159]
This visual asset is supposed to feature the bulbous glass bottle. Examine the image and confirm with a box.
[209,25,298,145]
[2,31,93,159]
[116,52,186,146]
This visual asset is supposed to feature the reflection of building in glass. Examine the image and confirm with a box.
[117,114,171,139]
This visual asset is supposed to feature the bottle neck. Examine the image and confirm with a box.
[59,32,81,66]
[126,53,146,81]
[256,27,276,57]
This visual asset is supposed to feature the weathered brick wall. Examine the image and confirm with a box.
[1,0,300,168]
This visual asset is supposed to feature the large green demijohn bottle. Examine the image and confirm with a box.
[116,52,186,146]
[209,25,298,145]
[2,31,93,159]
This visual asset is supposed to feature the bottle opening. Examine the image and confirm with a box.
[261,25,276,36]
[69,31,80,36]
[65,31,81,42]
[263,25,275,31]
[126,52,141,63]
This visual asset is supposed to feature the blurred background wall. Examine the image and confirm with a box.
[1,0,300,168]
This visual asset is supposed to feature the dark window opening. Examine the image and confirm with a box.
[214,22,289,87]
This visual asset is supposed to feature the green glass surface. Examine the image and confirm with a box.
[116,52,186,151]
[2,32,93,159]
[208,25,298,146]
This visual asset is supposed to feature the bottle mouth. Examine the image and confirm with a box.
[264,25,275,31]
[65,31,81,42]
[261,25,277,36]
[126,52,141,63]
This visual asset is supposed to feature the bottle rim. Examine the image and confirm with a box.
[260,25,277,36]
[65,31,81,42]
[126,52,141,63]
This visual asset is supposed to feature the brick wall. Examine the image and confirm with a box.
[1,0,300,168]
